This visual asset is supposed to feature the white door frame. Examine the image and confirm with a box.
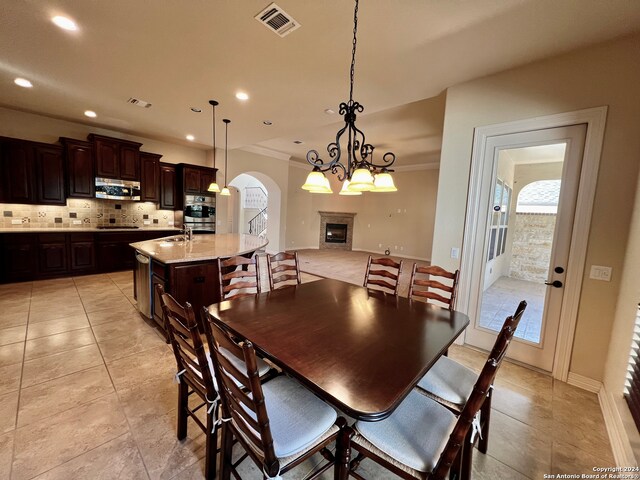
[458,106,608,381]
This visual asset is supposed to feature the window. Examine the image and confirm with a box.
[488,178,511,261]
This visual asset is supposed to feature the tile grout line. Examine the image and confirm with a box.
[10,280,34,480]
[76,273,154,480]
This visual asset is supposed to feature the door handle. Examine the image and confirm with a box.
[545,280,563,288]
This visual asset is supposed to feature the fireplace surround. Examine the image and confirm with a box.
[318,211,356,250]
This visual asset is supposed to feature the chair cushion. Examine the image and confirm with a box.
[416,355,476,409]
[262,376,337,458]
[355,390,456,473]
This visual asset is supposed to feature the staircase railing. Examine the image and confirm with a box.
[249,208,267,236]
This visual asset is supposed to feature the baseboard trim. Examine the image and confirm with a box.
[567,372,602,393]
[599,387,636,467]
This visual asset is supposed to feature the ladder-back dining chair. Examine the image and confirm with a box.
[341,300,527,480]
[207,313,346,479]
[266,251,301,290]
[156,284,220,480]
[218,254,261,301]
[408,264,460,309]
[363,256,403,295]
[413,300,527,479]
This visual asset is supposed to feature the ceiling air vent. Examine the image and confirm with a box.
[255,3,301,38]
[127,97,152,108]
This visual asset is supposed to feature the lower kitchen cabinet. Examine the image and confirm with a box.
[0,230,176,283]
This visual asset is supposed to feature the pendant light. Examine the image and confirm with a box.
[219,118,231,196]
[302,0,397,194]
[207,100,221,193]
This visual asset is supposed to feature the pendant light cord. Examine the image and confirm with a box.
[209,100,218,169]
[223,119,230,185]
[348,0,359,106]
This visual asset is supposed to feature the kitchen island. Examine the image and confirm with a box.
[130,233,268,338]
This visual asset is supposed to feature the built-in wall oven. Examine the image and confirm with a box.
[184,194,216,233]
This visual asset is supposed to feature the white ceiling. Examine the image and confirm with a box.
[1,0,640,166]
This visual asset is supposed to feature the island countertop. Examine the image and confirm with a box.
[130,233,268,264]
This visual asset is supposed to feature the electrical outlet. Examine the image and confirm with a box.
[367,223,370,228]
[590,265,612,282]
[143,220,151,225]
[168,221,174,226]
[72,220,82,225]
[394,245,398,250]
[396,209,401,214]
[400,246,404,251]
[378,243,382,248]
[11,219,21,225]
[450,247,460,259]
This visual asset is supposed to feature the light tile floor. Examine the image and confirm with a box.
[0,249,615,479]
[478,276,546,343]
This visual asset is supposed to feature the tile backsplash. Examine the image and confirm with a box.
[0,199,176,229]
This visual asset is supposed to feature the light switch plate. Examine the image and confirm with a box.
[590,265,612,282]
[451,247,460,259]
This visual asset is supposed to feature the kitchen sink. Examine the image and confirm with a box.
[162,236,186,242]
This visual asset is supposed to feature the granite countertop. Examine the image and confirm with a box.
[0,227,181,233]
[130,233,269,264]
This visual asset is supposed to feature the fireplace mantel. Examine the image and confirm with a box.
[318,211,356,250]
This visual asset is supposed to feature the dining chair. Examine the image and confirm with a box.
[266,251,302,290]
[206,313,346,479]
[156,283,220,480]
[341,300,527,480]
[408,264,460,309]
[363,255,404,295]
[218,254,261,301]
[413,300,527,479]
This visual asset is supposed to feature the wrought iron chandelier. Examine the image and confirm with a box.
[302,0,397,195]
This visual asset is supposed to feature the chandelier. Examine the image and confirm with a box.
[302,0,397,195]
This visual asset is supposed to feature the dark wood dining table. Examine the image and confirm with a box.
[206,278,470,422]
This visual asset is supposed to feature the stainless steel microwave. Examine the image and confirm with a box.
[95,178,141,201]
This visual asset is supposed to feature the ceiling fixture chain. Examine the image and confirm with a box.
[302,0,397,194]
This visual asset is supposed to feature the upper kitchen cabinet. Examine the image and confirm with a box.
[60,138,94,198]
[1,138,35,204]
[88,134,142,181]
[180,164,218,195]
[140,152,162,202]
[34,144,65,205]
[0,137,65,205]
[159,162,180,210]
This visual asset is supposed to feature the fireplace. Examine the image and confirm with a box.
[318,211,356,250]
[325,223,347,243]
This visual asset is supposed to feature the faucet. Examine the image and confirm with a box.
[182,225,193,241]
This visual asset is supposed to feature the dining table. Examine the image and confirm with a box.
[206,277,470,477]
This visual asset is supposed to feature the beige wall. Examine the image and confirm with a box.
[216,149,290,253]
[0,107,207,166]
[432,33,640,381]
[287,164,439,260]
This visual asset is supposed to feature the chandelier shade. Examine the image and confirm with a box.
[302,0,397,194]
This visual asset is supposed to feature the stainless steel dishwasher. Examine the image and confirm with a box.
[135,251,152,318]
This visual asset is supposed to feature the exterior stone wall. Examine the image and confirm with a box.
[510,213,556,282]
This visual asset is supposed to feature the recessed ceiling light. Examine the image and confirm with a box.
[293,140,304,145]
[324,108,335,115]
[52,15,78,31]
[84,110,97,118]
[235,92,249,101]
[14,78,33,88]
[190,107,202,113]
[186,135,195,141]
[263,121,273,126]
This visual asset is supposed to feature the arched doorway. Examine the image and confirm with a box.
[228,172,282,253]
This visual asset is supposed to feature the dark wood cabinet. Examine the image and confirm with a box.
[70,233,95,273]
[35,145,65,205]
[1,139,35,204]
[160,163,179,210]
[180,164,217,195]
[89,134,142,180]
[1,234,37,282]
[171,262,219,313]
[38,234,68,276]
[183,166,201,194]
[200,169,216,193]
[140,152,162,202]
[61,138,94,198]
